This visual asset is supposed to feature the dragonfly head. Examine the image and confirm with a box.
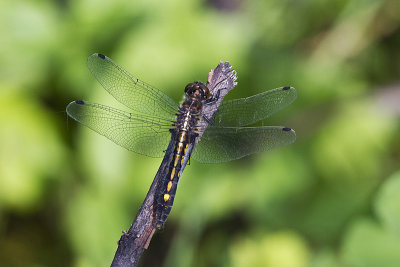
[185,82,210,100]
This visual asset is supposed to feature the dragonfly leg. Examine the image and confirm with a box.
[205,87,222,105]
[202,114,214,125]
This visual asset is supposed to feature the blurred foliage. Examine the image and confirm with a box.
[0,0,400,266]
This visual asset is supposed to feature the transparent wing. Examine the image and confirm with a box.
[212,86,297,126]
[192,126,296,163]
[87,53,178,120]
[66,100,173,157]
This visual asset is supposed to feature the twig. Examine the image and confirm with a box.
[111,62,237,267]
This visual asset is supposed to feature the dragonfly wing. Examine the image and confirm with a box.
[66,100,173,158]
[192,126,296,163]
[212,86,297,126]
[87,53,178,120]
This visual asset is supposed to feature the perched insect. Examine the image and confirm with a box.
[66,53,297,227]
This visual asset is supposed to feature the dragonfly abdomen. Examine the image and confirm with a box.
[154,103,202,227]
[154,138,188,226]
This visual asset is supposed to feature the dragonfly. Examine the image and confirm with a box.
[66,53,297,227]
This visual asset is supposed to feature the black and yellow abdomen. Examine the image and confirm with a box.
[154,99,202,228]
[154,132,189,226]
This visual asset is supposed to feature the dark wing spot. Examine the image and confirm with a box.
[75,100,85,105]
[282,86,291,91]
[98,53,106,59]
[282,127,292,132]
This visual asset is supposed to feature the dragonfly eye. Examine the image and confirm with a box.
[199,84,210,99]
[184,83,194,94]
[185,83,198,97]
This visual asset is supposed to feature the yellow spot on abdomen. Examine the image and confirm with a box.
[181,144,189,166]
[170,168,176,179]
[164,194,170,202]
[167,181,173,192]
[176,143,183,154]
[174,155,180,167]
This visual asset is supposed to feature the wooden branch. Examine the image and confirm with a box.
[111,62,237,267]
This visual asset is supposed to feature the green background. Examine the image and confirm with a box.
[1,0,400,266]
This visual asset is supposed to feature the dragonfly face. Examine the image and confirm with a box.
[66,53,297,227]
[184,82,210,101]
